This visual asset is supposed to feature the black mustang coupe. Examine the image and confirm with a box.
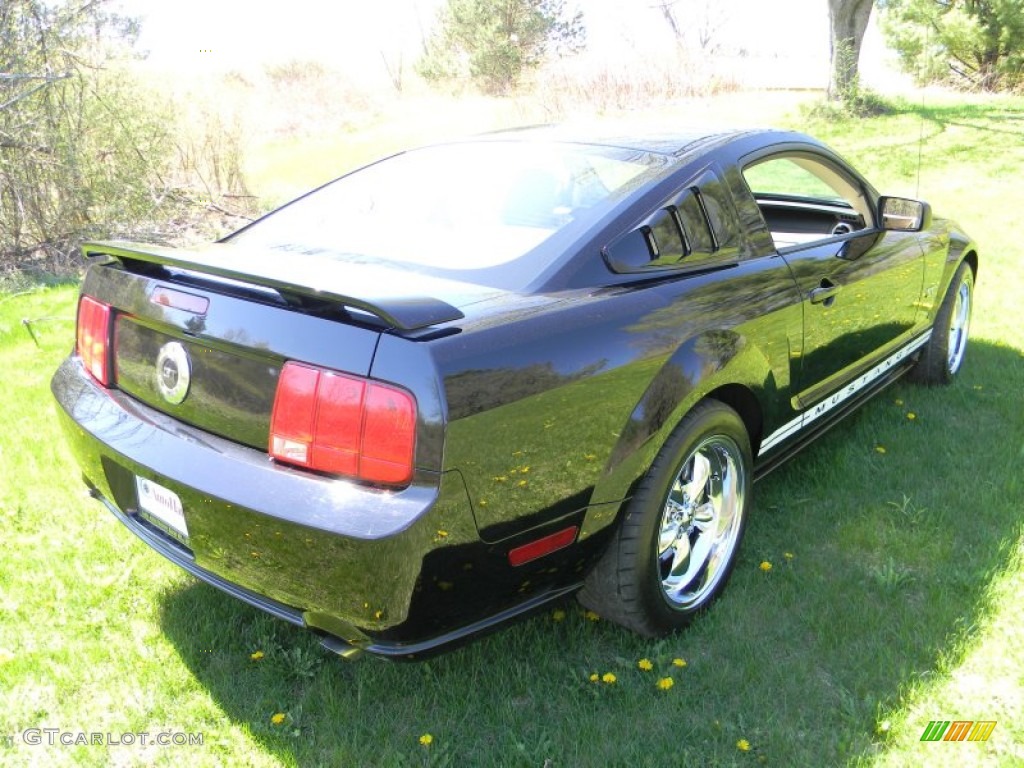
[52,128,977,658]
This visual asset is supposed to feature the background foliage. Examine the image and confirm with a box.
[0,0,175,272]
[880,0,1024,91]
[418,0,585,94]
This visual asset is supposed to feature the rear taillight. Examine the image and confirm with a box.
[269,361,417,487]
[76,296,112,386]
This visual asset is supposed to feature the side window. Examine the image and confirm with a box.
[647,208,686,265]
[742,154,874,251]
[603,169,743,274]
[676,191,714,255]
[692,171,740,251]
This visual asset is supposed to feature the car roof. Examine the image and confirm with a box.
[470,124,784,159]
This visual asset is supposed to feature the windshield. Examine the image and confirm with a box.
[228,140,668,287]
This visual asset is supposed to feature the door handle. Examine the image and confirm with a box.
[809,279,839,306]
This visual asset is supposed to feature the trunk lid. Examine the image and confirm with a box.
[81,240,489,451]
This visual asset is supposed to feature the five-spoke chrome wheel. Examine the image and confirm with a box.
[657,435,747,610]
[946,275,971,375]
[578,400,752,637]
[912,261,974,385]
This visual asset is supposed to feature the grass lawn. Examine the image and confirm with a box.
[1,92,1022,767]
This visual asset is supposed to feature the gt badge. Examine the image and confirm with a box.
[156,341,191,405]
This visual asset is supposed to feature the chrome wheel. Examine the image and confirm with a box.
[657,434,747,610]
[946,277,971,375]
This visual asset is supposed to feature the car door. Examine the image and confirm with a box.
[740,149,925,408]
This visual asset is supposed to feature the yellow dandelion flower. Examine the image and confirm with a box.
[436,530,448,538]
[552,609,566,622]
[656,677,674,690]
[493,475,507,482]
[759,560,772,572]
[374,609,383,620]
[875,445,886,454]
[894,398,904,406]
[271,713,286,725]
[479,499,488,506]
[638,658,653,671]
[672,658,687,668]
[517,479,528,487]
[589,673,599,682]
[784,552,794,561]
[519,466,530,473]
[419,733,433,746]
[250,650,264,661]
[584,610,600,621]
[906,412,916,420]
[584,453,597,461]
[602,672,617,684]
[736,738,751,752]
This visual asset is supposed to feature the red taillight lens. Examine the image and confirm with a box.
[76,296,112,386]
[269,362,417,486]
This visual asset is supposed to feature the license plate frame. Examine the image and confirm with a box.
[135,476,189,540]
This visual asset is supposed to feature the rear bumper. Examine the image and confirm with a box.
[52,357,587,657]
[51,356,479,652]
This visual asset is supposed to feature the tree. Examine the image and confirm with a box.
[417,0,585,94]
[1,0,173,270]
[879,0,1024,91]
[652,0,726,54]
[827,0,876,100]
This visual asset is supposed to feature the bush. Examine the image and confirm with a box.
[0,1,179,274]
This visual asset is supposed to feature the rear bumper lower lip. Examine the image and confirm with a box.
[90,483,581,659]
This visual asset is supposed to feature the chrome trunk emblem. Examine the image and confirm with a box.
[156,341,191,404]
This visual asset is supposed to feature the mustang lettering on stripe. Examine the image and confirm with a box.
[759,331,932,457]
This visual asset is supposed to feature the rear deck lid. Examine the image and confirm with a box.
[84,240,504,330]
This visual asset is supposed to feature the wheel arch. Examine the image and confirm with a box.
[704,382,764,458]
[581,332,772,540]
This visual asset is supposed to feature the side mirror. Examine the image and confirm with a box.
[879,196,932,232]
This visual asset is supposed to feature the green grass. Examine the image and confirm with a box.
[1,93,1023,767]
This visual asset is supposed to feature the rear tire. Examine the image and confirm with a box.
[911,261,974,385]
[579,401,752,637]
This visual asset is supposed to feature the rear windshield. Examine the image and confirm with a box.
[228,140,668,287]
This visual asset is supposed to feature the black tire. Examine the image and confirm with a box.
[578,400,752,637]
[911,261,974,385]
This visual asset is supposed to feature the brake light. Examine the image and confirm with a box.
[269,362,417,486]
[76,296,112,386]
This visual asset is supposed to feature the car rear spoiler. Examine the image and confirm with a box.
[83,241,466,331]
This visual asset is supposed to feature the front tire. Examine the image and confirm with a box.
[579,401,752,637]
[912,261,974,385]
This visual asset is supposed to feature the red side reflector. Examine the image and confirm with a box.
[76,296,112,386]
[508,526,579,567]
[269,361,416,487]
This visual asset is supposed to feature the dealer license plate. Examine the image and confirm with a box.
[135,476,189,539]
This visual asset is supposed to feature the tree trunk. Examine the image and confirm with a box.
[827,0,874,100]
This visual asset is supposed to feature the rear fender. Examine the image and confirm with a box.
[581,331,773,538]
